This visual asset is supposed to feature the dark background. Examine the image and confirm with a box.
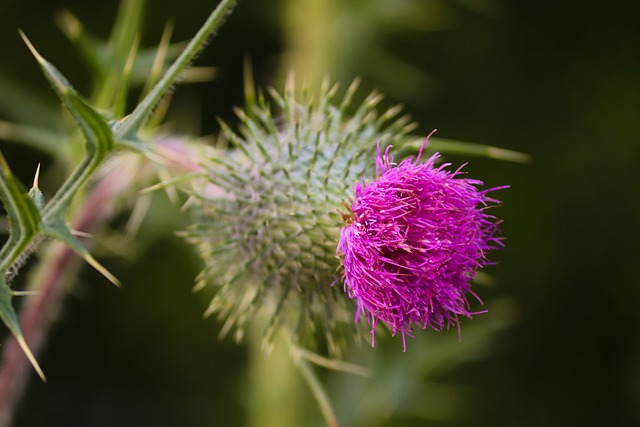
[1,0,639,426]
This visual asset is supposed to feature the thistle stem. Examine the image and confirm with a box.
[296,357,339,427]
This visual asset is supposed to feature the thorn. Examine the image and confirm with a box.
[18,30,44,63]
[33,163,41,188]
[28,163,44,209]
[70,229,94,238]
[12,290,39,296]
[85,254,121,287]
[15,334,46,382]
[44,225,121,287]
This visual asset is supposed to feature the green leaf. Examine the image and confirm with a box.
[0,31,123,379]
[44,224,121,287]
[0,153,45,380]
[20,33,115,217]
[1,0,239,381]
[20,33,120,286]
[0,152,41,274]
[0,281,46,381]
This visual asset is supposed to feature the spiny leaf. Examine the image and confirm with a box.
[22,34,113,145]
[44,224,121,287]
[20,34,119,281]
[0,152,41,273]
[0,153,44,379]
[19,33,114,217]
[2,0,239,381]
[0,283,46,381]
[20,31,77,105]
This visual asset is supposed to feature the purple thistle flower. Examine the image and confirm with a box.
[337,131,507,350]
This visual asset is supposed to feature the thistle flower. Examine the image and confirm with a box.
[337,133,506,350]
[185,79,415,354]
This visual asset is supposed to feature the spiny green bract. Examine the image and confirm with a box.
[186,79,416,355]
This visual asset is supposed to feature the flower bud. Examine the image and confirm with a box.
[186,80,414,354]
[338,135,506,350]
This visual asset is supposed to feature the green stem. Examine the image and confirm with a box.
[247,326,303,427]
[115,0,238,139]
[297,357,339,427]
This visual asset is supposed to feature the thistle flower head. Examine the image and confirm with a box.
[185,79,415,354]
[337,132,506,350]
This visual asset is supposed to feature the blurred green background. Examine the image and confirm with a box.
[1,0,639,426]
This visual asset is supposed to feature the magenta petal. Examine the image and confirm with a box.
[337,137,506,348]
